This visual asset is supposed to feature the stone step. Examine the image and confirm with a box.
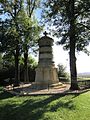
[50,84,66,89]
[49,82,66,89]
[22,82,66,90]
[49,82,63,87]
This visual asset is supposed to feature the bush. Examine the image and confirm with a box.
[0,67,15,86]
[57,64,69,82]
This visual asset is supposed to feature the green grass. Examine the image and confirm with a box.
[77,77,90,81]
[0,89,90,120]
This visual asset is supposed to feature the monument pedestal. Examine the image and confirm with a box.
[35,65,59,89]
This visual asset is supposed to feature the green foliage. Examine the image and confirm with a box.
[19,55,38,68]
[0,91,90,120]
[25,0,41,17]
[0,0,42,77]
[28,55,38,68]
[2,53,15,67]
[0,53,3,68]
[57,64,69,82]
[0,0,42,55]
[0,86,3,92]
[57,64,66,77]
[42,0,90,53]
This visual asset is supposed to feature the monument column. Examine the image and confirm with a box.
[35,32,59,89]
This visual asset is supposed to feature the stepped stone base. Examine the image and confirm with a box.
[30,82,66,90]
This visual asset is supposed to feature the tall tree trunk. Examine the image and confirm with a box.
[69,0,79,90]
[14,44,20,86]
[70,41,79,90]
[13,3,20,86]
[24,47,29,82]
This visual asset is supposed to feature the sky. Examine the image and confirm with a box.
[53,43,90,73]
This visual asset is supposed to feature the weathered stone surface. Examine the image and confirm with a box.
[35,66,59,84]
[38,36,53,47]
[39,47,52,53]
[39,53,53,59]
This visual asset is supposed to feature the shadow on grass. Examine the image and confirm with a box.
[0,94,77,120]
[0,91,14,100]
[0,89,90,120]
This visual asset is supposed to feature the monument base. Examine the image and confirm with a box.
[30,82,66,90]
[35,66,59,89]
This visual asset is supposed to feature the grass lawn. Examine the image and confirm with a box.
[77,77,90,81]
[0,87,90,120]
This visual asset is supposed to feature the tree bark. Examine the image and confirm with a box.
[69,0,79,90]
[70,42,79,90]
[13,3,20,86]
[24,48,29,82]
[14,44,20,86]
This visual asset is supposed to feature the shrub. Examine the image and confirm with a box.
[57,64,69,82]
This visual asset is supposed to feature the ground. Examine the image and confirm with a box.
[0,86,90,120]
[4,82,70,95]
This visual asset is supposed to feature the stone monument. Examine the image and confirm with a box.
[35,31,59,89]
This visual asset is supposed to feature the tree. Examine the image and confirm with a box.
[0,0,24,86]
[0,0,42,84]
[57,64,67,77]
[18,13,41,82]
[25,0,41,17]
[19,0,42,82]
[2,52,15,68]
[42,0,90,90]
[28,55,38,68]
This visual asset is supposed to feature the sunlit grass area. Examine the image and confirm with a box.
[0,87,90,120]
[77,77,90,81]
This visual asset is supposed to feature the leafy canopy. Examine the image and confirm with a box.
[42,0,90,54]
